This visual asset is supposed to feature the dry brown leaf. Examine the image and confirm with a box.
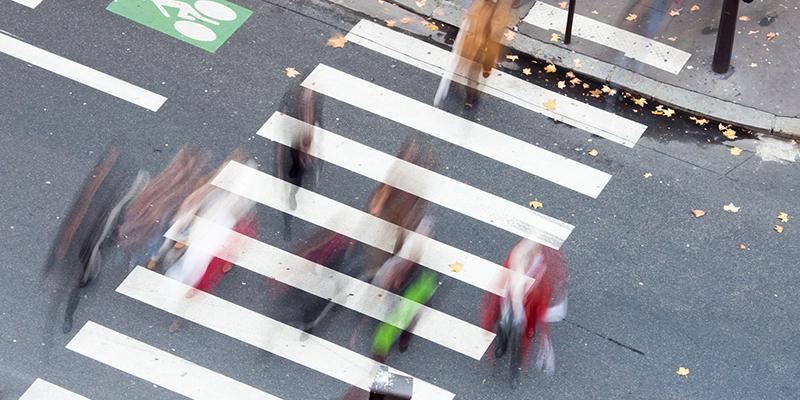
[543,99,557,111]
[551,33,561,42]
[677,367,690,376]
[285,67,300,78]
[569,77,582,85]
[633,97,648,107]
[544,64,557,73]
[449,261,463,272]
[522,67,532,75]
[691,209,706,218]
[589,89,602,98]
[565,71,576,79]
[690,4,700,12]
[774,225,784,233]
[626,13,638,22]
[723,203,741,213]
[644,172,653,178]
[587,149,599,157]
[722,128,737,140]
[730,147,743,156]
[582,83,590,89]
[385,19,396,27]
[557,81,567,89]
[777,212,790,223]
[529,200,543,209]
[690,116,709,126]
[669,9,680,16]
[558,1,568,9]
[506,54,519,61]
[767,32,777,40]
[739,15,750,22]
[326,34,347,48]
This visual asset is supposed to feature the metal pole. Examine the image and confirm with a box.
[712,0,740,73]
[564,0,576,44]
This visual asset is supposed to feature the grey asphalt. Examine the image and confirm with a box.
[1,0,798,399]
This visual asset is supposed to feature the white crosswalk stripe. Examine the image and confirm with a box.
[523,1,692,74]
[302,64,612,198]
[212,160,536,297]
[164,215,495,360]
[345,19,647,148]
[0,32,166,111]
[18,379,89,400]
[66,321,282,400]
[9,0,42,8]
[259,112,573,249]
[117,267,456,400]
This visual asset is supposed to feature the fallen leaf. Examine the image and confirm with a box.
[569,77,582,85]
[529,200,543,209]
[551,33,562,42]
[558,1,568,9]
[591,9,599,15]
[718,123,730,131]
[506,54,519,62]
[767,32,777,40]
[644,172,653,178]
[557,81,567,89]
[749,62,758,68]
[722,128,737,140]
[589,89,602,98]
[400,17,413,24]
[662,108,675,117]
[691,209,706,218]
[626,13,638,22]
[385,19,396,27]
[775,225,784,233]
[565,71,576,79]
[449,261,463,272]
[739,15,750,22]
[667,36,678,41]
[601,85,618,96]
[690,4,700,12]
[285,67,300,77]
[522,67,532,75]
[415,0,426,7]
[426,23,439,31]
[581,83,590,89]
[730,147,743,156]
[326,33,347,48]
[669,9,680,16]
[573,58,582,68]
[690,116,709,126]
[504,30,517,41]
[777,212,790,223]
[633,97,648,107]
[738,243,748,250]
[544,64,557,73]
[677,367,690,376]
[543,99,557,111]
[587,149,599,157]
[723,203,741,213]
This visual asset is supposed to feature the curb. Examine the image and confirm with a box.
[330,0,800,139]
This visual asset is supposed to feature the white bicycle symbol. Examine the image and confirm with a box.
[151,0,238,42]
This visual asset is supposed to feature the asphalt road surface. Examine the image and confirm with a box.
[1,0,798,399]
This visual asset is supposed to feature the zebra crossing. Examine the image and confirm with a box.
[27,17,647,400]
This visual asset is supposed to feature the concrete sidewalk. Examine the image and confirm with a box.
[327,0,799,138]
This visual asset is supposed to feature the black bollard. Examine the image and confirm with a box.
[564,0,577,44]
[712,0,753,73]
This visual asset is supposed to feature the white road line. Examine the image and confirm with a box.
[523,1,692,74]
[302,64,611,198]
[346,20,647,148]
[10,0,43,8]
[260,112,573,249]
[117,267,455,400]
[213,160,534,297]
[165,215,495,360]
[0,32,166,111]
[18,379,89,400]
[66,322,281,400]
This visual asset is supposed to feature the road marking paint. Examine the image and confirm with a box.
[0,32,166,111]
[117,267,455,400]
[66,321,280,400]
[523,1,691,74]
[165,215,495,360]
[9,0,43,8]
[213,160,534,297]
[302,64,611,198]
[18,379,89,400]
[345,20,647,148]
[260,112,573,249]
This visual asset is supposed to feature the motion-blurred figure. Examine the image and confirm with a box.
[435,0,516,108]
[276,86,322,240]
[481,239,568,386]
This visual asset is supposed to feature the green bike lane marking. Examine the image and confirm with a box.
[107,0,252,53]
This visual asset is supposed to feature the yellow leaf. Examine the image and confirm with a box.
[633,97,648,107]
[766,32,777,40]
[565,71,576,79]
[722,128,737,140]
[529,200,543,209]
[569,77,582,85]
[669,9,680,16]
[739,15,750,22]
[557,81,567,89]
[589,89,602,98]
[522,67,532,75]
[643,172,653,178]
[626,13,638,22]
[506,54,519,62]
[676,367,690,376]
[775,225,784,233]
[326,33,347,48]
[504,30,516,41]
[558,1,567,9]
[691,209,705,218]
[543,99,557,111]
[385,19,396,27]
[581,83,590,89]
[550,33,561,42]
[730,147,742,156]
[690,116,709,126]
[427,23,439,31]
[690,4,700,12]
[723,203,741,213]
[662,108,675,117]
[587,149,599,157]
[544,64,557,73]
[777,212,790,223]
[449,262,463,272]
[285,67,300,78]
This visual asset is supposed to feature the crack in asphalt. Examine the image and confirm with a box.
[565,318,646,356]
